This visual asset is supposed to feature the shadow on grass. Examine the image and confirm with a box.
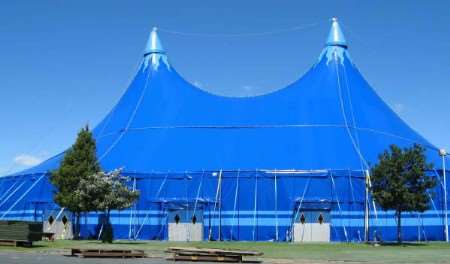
[0,245,49,249]
[109,241,149,245]
[28,245,47,248]
[84,240,149,245]
[372,242,429,247]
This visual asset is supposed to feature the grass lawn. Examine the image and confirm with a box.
[1,240,450,263]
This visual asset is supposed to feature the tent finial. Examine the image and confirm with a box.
[144,26,165,56]
[326,17,347,48]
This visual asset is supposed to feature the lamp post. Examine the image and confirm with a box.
[440,148,448,242]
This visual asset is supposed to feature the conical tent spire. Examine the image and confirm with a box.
[144,27,165,56]
[326,18,347,48]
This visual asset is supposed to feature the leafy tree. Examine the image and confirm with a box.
[77,169,139,243]
[50,125,100,239]
[371,144,436,243]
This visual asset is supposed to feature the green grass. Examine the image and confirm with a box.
[1,240,450,263]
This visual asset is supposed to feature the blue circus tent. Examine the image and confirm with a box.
[0,19,448,242]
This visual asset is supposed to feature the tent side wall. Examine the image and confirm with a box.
[0,169,447,242]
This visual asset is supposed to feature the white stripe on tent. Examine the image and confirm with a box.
[128,176,137,239]
[0,180,27,209]
[47,207,65,231]
[291,177,311,242]
[98,63,153,161]
[330,171,348,242]
[0,179,22,201]
[0,174,44,220]
[135,171,168,238]
[209,170,222,240]
[2,209,445,218]
[0,214,446,227]
[252,171,258,241]
[230,169,240,239]
[192,170,204,224]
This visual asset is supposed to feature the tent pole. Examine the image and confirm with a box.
[210,170,222,241]
[192,171,204,224]
[231,169,240,240]
[135,172,167,239]
[365,170,379,239]
[417,214,421,242]
[219,170,223,241]
[185,171,190,242]
[330,171,348,242]
[439,149,448,242]
[252,170,258,241]
[128,176,136,240]
[348,170,357,241]
[274,170,279,241]
[364,170,370,242]
[291,177,311,243]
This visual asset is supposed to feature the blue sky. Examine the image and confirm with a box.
[0,1,449,174]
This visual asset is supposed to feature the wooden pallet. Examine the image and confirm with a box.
[0,239,32,247]
[166,247,263,263]
[70,248,146,258]
[0,221,43,242]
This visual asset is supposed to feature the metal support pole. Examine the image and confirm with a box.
[218,170,223,241]
[440,149,448,242]
[364,170,370,242]
[274,170,279,241]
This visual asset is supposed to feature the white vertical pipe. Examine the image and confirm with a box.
[252,171,258,241]
[274,170,279,241]
[231,170,240,239]
[128,177,136,239]
[440,149,448,242]
[364,170,370,242]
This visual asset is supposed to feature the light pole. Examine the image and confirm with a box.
[440,148,448,242]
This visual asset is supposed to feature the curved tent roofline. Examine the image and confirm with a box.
[140,27,314,100]
[142,22,334,100]
[2,18,444,177]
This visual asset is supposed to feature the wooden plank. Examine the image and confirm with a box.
[167,247,263,256]
[166,247,263,263]
[170,254,242,262]
[0,239,32,247]
[69,248,146,258]
[71,248,81,256]
[0,240,16,246]
[79,252,145,258]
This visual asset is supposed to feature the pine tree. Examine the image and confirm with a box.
[371,144,436,243]
[50,125,100,239]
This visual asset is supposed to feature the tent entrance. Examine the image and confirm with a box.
[167,209,204,241]
[292,198,331,243]
[293,210,330,242]
[43,208,73,240]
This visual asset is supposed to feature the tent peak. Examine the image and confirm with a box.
[326,17,347,48]
[142,27,170,71]
[144,27,166,56]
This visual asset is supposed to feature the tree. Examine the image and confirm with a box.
[371,144,436,243]
[50,125,100,239]
[77,169,139,243]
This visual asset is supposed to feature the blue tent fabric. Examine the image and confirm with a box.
[0,22,448,242]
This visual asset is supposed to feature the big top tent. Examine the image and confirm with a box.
[0,18,448,242]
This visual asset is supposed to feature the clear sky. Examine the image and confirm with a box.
[0,1,449,174]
